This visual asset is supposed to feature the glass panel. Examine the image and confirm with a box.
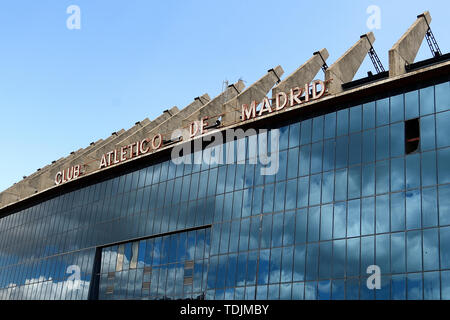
[405,90,419,120]
[349,105,362,133]
[419,85,435,116]
[376,98,389,126]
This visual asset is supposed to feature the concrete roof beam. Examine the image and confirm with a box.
[325,32,375,94]
[273,48,329,97]
[182,81,245,129]
[222,66,284,125]
[389,11,432,77]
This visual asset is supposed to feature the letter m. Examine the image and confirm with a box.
[242,101,257,121]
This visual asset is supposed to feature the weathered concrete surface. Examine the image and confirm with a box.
[3,136,107,202]
[222,66,284,125]
[181,81,245,133]
[31,132,125,193]
[389,11,432,77]
[123,94,211,145]
[272,48,329,97]
[113,106,180,149]
[325,32,375,94]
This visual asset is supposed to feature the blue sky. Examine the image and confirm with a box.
[0,0,448,192]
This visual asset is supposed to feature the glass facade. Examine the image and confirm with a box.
[0,79,449,300]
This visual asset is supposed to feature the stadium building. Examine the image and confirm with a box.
[0,11,449,300]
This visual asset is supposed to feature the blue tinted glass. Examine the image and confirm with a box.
[420,115,436,151]
[392,274,406,300]
[289,123,300,148]
[406,189,421,230]
[406,154,420,189]
[311,143,323,174]
[435,81,450,112]
[349,105,362,133]
[440,226,450,269]
[349,133,362,165]
[405,90,419,120]
[300,119,312,145]
[321,171,334,204]
[423,228,439,271]
[334,169,347,202]
[390,94,404,123]
[376,126,389,161]
[438,148,450,185]
[376,161,389,195]
[293,245,306,281]
[295,209,307,244]
[362,130,375,163]
[312,116,324,142]
[307,207,320,242]
[407,273,422,300]
[287,148,299,179]
[361,197,374,235]
[324,113,336,139]
[423,271,440,300]
[376,98,389,126]
[332,240,345,278]
[319,242,332,279]
[390,122,405,157]
[348,166,361,199]
[436,111,450,148]
[439,184,450,225]
[335,136,348,169]
[376,234,390,275]
[422,151,437,187]
[309,174,321,206]
[390,157,405,192]
[362,163,375,197]
[298,177,309,208]
[323,140,335,172]
[337,109,349,136]
[305,243,319,281]
[391,192,406,232]
[420,85,435,116]
[406,231,422,272]
[333,202,346,239]
[391,232,406,273]
[347,199,360,237]
[274,182,286,212]
[346,237,359,277]
[363,102,375,129]
[299,145,311,176]
[376,195,389,233]
[320,204,333,241]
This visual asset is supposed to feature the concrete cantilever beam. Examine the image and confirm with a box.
[125,94,211,145]
[29,133,124,192]
[272,48,329,97]
[389,11,432,77]
[181,81,245,130]
[112,107,180,149]
[222,66,284,125]
[325,32,375,94]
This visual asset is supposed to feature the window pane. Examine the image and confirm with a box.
[436,111,450,148]
[435,81,450,112]
[405,90,419,120]
[390,94,404,123]
[420,85,435,116]
[376,98,389,126]
[420,115,436,151]
[349,105,362,133]
[324,112,336,139]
